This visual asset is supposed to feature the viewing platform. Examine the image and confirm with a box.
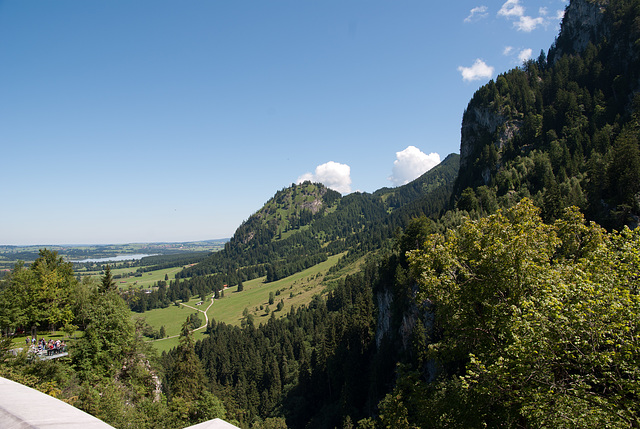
[10,345,69,361]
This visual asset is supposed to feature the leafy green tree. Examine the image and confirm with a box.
[2,253,175,429]
[251,417,289,428]
[395,216,433,266]
[0,250,76,333]
[409,199,558,366]
[0,333,14,366]
[188,312,203,330]
[72,289,134,379]
[0,262,30,334]
[73,276,95,331]
[456,187,479,212]
[408,199,640,427]
[378,392,419,429]
[32,249,77,331]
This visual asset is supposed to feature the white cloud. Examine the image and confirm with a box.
[388,146,441,186]
[458,59,494,82]
[465,5,489,23]
[498,0,553,32]
[498,0,525,18]
[503,46,514,56]
[515,15,545,31]
[297,161,352,194]
[518,48,533,62]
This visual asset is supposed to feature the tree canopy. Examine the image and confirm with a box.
[403,199,640,427]
[0,249,75,333]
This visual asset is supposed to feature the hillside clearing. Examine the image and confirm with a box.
[138,253,344,352]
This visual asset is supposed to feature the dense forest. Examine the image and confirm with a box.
[454,0,640,230]
[2,0,640,427]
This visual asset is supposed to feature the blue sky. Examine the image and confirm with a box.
[0,0,567,245]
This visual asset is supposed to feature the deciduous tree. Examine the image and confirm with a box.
[408,199,640,427]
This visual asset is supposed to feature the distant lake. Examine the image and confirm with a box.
[70,254,158,263]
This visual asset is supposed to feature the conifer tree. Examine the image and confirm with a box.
[166,319,226,425]
[99,264,116,294]
[167,319,207,402]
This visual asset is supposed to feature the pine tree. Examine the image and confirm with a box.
[167,319,207,402]
[99,264,117,294]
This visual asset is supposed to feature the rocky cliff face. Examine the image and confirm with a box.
[459,106,522,180]
[458,0,614,178]
[549,0,609,63]
[375,288,422,350]
[459,106,504,171]
[454,0,640,226]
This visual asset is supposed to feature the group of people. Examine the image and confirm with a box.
[25,336,67,356]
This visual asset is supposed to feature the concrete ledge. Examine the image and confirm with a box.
[0,376,115,428]
[183,418,241,429]
[0,376,241,429]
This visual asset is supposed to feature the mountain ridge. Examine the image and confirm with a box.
[173,153,458,288]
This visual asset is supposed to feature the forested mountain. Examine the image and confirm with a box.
[378,0,640,426]
[126,154,459,313]
[196,152,459,279]
[184,0,640,427]
[453,0,640,228]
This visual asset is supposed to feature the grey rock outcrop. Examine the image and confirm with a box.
[549,0,608,63]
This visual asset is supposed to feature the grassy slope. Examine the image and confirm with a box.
[79,266,183,290]
[112,266,183,289]
[139,253,344,353]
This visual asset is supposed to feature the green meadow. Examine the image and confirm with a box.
[138,253,343,353]
[132,295,211,341]
[78,265,184,290]
[111,266,183,289]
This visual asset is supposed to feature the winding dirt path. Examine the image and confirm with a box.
[151,297,214,342]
